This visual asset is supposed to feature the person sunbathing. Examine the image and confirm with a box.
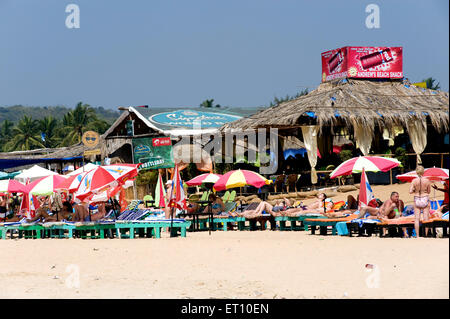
[235,198,292,218]
[72,201,90,222]
[284,193,333,216]
[356,192,404,220]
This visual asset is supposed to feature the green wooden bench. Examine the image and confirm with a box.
[212,216,246,231]
[274,215,323,231]
[19,224,45,239]
[1,225,22,239]
[303,219,344,235]
[115,220,192,238]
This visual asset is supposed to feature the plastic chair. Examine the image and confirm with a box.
[228,190,236,202]
[143,195,154,208]
[222,191,230,203]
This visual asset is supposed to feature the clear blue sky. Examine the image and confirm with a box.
[1,0,448,109]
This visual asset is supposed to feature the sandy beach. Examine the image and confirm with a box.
[0,183,448,299]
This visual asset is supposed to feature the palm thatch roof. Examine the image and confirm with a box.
[221,79,449,133]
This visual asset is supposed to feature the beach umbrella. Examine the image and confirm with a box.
[396,167,449,182]
[423,167,449,181]
[25,175,68,196]
[213,169,272,191]
[185,173,222,186]
[154,172,166,208]
[330,156,401,179]
[75,164,140,200]
[67,163,99,176]
[56,171,91,192]
[0,179,26,193]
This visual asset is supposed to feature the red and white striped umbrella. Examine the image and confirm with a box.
[0,179,26,193]
[185,173,222,186]
[396,167,449,182]
[25,175,68,196]
[330,156,401,179]
[75,164,140,200]
[56,171,90,192]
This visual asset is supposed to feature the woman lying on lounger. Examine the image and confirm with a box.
[283,193,334,217]
[235,198,293,218]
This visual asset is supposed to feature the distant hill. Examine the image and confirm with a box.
[0,105,120,124]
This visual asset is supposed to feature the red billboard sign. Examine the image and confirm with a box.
[321,46,403,82]
[152,137,171,147]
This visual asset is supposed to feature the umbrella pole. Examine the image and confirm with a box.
[170,206,174,237]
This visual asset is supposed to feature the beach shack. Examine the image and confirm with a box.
[220,46,449,187]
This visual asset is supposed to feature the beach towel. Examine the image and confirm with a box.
[350,218,381,228]
[336,222,349,236]
[442,212,449,220]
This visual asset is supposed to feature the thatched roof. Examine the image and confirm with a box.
[221,79,449,133]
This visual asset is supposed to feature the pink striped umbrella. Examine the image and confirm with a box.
[330,156,401,179]
[0,179,26,193]
[396,167,449,182]
[185,173,222,186]
[25,175,68,196]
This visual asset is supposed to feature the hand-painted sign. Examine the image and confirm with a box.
[149,110,241,128]
[132,137,175,170]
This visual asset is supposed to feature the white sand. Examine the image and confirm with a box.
[0,183,448,299]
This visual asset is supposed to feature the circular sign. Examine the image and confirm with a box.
[149,110,242,128]
[82,131,100,148]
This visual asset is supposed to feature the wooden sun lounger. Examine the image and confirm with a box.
[116,220,192,238]
[303,215,358,236]
[421,219,449,237]
[274,215,323,231]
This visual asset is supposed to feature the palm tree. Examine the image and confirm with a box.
[422,77,441,90]
[4,116,44,151]
[268,89,308,107]
[200,99,220,108]
[38,116,60,148]
[58,102,97,146]
[0,120,14,151]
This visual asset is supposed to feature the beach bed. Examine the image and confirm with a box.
[303,214,358,236]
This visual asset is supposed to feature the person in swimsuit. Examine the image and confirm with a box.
[356,192,404,221]
[208,193,225,215]
[409,165,432,238]
[432,179,449,214]
[237,198,293,218]
[285,193,333,216]
[0,195,8,222]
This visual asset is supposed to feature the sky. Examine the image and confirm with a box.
[1,0,448,110]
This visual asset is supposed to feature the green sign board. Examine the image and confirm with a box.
[132,137,175,170]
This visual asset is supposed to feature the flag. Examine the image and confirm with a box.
[358,167,375,208]
[168,165,187,211]
[154,172,166,208]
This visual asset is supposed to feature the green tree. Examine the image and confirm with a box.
[200,99,221,108]
[4,115,44,151]
[0,120,14,151]
[58,102,98,146]
[268,88,308,107]
[422,77,440,90]
[38,116,60,148]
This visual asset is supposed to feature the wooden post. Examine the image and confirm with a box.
[389,169,393,185]
[441,153,444,168]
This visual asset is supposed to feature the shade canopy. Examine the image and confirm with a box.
[14,165,59,183]
[213,169,271,191]
[67,163,99,176]
[185,173,222,186]
[0,179,26,193]
[330,156,400,179]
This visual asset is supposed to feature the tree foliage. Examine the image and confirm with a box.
[0,102,115,152]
